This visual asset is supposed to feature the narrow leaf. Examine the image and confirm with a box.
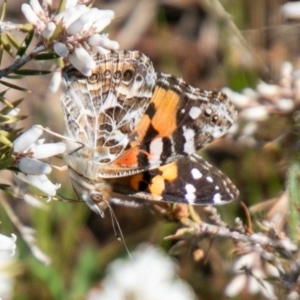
[16,29,34,57]
[6,33,20,49]
[13,69,51,76]
[0,95,13,108]
[57,0,67,13]
[0,133,12,146]
[3,75,23,79]
[0,0,7,22]
[34,52,60,60]
[0,35,13,56]
[0,114,26,124]
[0,98,23,114]
[0,80,30,92]
[49,19,63,42]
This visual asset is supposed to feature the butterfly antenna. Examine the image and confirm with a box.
[105,200,132,259]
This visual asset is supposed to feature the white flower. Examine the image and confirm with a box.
[0,245,18,300]
[225,251,279,300]
[282,2,300,19]
[21,2,119,76]
[0,233,17,256]
[87,244,197,300]
[13,125,66,199]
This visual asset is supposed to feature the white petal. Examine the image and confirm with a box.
[63,5,88,29]
[282,2,300,19]
[0,233,17,256]
[21,3,41,27]
[18,157,52,175]
[13,125,43,153]
[48,70,62,93]
[27,174,60,196]
[92,46,110,55]
[225,274,247,297]
[92,17,112,33]
[68,47,96,76]
[88,35,119,50]
[32,142,66,159]
[65,0,79,9]
[67,12,89,35]
[53,42,69,57]
[41,22,56,39]
[240,106,268,121]
[30,0,44,17]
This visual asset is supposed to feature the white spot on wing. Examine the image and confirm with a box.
[182,126,195,153]
[206,176,213,183]
[213,193,222,204]
[149,138,163,164]
[191,168,202,179]
[189,107,201,119]
[185,184,196,203]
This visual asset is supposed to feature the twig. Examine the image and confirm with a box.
[0,45,46,78]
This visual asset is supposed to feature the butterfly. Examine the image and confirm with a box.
[61,50,239,215]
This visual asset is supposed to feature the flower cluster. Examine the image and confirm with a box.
[225,250,282,300]
[87,244,197,300]
[224,61,299,147]
[13,125,66,199]
[21,0,119,76]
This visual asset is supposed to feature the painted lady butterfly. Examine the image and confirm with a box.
[61,50,239,215]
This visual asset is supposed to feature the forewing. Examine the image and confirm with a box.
[101,73,237,176]
[61,50,156,163]
[111,154,239,205]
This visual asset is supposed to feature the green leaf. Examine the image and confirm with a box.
[34,52,60,60]
[0,98,23,114]
[0,132,12,146]
[57,0,67,13]
[0,80,30,92]
[16,29,34,57]
[0,35,13,56]
[0,94,14,108]
[49,19,64,42]
[3,75,23,79]
[0,114,26,124]
[6,33,20,50]
[0,0,7,22]
[13,69,51,76]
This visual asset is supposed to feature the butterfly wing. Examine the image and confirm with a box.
[61,51,157,176]
[111,154,239,205]
[100,72,237,176]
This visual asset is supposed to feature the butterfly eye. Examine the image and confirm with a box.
[88,73,99,83]
[123,69,134,82]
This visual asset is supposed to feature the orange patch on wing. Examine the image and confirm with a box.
[114,147,140,167]
[131,114,151,144]
[149,175,165,195]
[151,87,180,137]
[158,162,178,181]
[130,173,144,191]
